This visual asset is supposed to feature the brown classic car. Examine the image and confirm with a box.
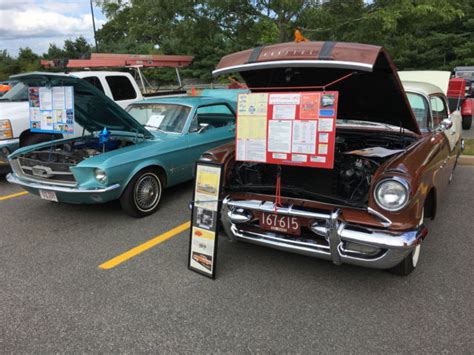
[201,41,463,275]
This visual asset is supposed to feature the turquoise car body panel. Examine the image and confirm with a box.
[8,94,238,204]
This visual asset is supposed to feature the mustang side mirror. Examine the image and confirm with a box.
[197,123,209,134]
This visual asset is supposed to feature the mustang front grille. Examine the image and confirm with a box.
[14,157,76,186]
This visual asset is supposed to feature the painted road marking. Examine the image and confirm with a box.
[0,191,28,201]
[99,221,191,270]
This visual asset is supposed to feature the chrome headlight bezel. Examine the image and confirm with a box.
[374,177,410,212]
[94,168,107,183]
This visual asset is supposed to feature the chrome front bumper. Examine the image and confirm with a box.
[6,173,120,194]
[221,198,427,270]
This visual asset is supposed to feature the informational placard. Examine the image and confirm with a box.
[236,91,338,169]
[28,86,75,134]
[188,162,223,279]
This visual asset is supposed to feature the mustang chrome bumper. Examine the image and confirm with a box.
[6,173,120,194]
[221,197,427,270]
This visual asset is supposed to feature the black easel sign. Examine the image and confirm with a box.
[188,161,223,279]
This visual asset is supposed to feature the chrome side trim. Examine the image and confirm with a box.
[7,173,120,194]
[212,60,374,76]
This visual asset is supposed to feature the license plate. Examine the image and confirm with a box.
[260,213,301,235]
[39,190,58,202]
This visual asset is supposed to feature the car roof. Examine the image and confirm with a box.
[133,96,236,106]
[402,80,444,96]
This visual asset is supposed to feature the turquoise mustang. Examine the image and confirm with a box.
[7,73,241,217]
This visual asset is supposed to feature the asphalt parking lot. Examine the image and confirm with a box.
[1,167,473,353]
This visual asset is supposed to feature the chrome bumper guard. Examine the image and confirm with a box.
[6,173,120,194]
[221,197,427,270]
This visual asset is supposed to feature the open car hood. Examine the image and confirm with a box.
[10,72,152,138]
[213,42,420,134]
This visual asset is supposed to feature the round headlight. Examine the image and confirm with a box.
[374,179,409,211]
[94,168,107,183]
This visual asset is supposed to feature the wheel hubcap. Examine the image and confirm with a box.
[134,174,161,212]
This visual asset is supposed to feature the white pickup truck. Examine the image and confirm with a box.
[0,71,185,173]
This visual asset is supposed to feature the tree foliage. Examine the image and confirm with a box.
[0,1,472,82]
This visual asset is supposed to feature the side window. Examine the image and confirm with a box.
[430,96,448,127]
[82,76,105,93]
[105,75,137,101]
[193,104,235,130]
[407,93,429,130]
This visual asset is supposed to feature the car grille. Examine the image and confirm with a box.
[12,157,76,186]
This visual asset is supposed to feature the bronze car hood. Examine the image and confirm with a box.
[10,72,153,138]
[213,41,420,134]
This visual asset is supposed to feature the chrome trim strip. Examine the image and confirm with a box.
[367,207,392,227]
[7,173,120,194]
[212,60,374,76]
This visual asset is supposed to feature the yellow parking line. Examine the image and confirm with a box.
[99,221,191,270]
[0,191,28,201]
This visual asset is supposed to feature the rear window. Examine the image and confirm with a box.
[82,76,105,93]
[105,75,137,101]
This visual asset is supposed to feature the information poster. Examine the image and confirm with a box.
[236,91,338,169]
[28,86,75,134]
[188,162,223,279]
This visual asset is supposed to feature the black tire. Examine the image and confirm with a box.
[462,115,472,130]
[120,168,164,218]
[20,133,57,147]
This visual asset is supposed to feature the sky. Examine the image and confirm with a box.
[0,0,107,57]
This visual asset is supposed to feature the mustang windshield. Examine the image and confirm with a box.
[127,103,191,133]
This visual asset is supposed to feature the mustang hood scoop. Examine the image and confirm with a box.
[11,72,153,138]
[213,41,420,134]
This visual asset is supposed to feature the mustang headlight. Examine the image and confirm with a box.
[374,178,409,211]
[94,168,107,183]
[0,119,13,139]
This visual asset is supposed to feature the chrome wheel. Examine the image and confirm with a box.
[133,173,162,212]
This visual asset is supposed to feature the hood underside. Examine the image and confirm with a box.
[10,72,152,138]
[214,42,420,134]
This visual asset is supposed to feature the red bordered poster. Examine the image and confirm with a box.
[236,91,338,169]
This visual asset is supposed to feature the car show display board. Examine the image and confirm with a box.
[236,91,338,169]
[188,162,223,279]
[28,86,75,134]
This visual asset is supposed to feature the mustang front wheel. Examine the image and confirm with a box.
[120,168,163,217]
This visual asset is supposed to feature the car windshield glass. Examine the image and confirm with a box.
[0,82,28,101]
[127,103,191,133]
[406,92,429,129]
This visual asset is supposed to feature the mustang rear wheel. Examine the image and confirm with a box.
[120,168,163,218]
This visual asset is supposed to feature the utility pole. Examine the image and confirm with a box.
[90,0,99,52]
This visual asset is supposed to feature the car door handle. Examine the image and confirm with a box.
[228,127,235,132]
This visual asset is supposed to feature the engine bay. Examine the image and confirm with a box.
[21,136,135,166]
[228,130,417,207]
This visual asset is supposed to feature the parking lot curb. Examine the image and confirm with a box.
[459,155,474,166]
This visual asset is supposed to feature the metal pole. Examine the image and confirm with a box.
[137,66,147,94]
[175,67,183,89]
[90,0,99,52]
